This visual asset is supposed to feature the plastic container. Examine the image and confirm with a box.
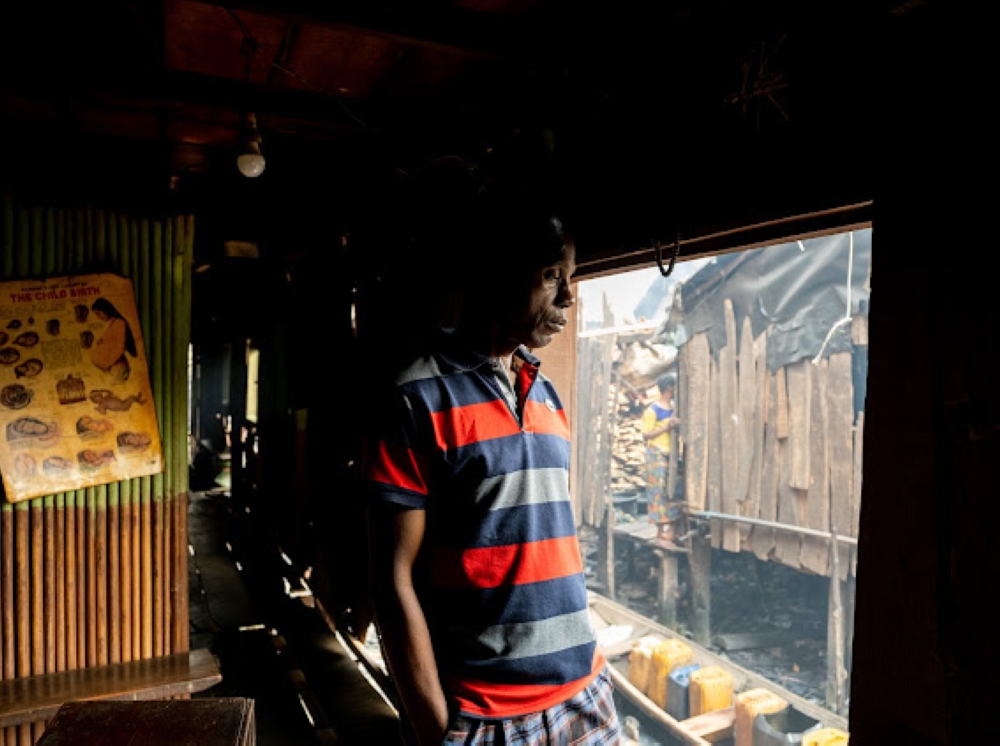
[627,635,663,697]
[666,663,700,721]
[753,706,822,745]
[647,639,694,709]
[802,728,850,745]
[688,664,733,717]
[734,688,787,746]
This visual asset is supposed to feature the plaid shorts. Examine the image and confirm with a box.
[441,668,621,745]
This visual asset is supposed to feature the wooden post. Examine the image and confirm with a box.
[826,529,849,715]
[604,504,616,601]
[688,533,712,647]
[655,549,678,629]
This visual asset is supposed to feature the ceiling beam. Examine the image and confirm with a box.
[184,0,506,60]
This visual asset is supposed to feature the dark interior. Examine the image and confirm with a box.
[1,1,993,743]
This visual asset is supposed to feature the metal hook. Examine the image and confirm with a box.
[655,234,681,277]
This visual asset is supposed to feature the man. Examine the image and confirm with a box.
[363,198,621,744]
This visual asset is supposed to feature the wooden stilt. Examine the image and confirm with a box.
[689,534,712,647]
[655,549,678,629]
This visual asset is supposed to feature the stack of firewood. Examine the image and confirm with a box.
[610,386,648,496]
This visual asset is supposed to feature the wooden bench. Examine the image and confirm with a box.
[36,698,254,746]
[0,648,222,729]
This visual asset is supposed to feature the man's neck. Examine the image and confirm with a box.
[454,322,518,362]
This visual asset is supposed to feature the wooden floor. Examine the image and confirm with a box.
[187,490,402,745]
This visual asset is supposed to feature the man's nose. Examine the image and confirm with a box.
[557,280,575,308]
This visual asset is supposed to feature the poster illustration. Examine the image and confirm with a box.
[0,273,163,503]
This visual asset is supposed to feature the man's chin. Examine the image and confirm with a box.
[529,333,555,349]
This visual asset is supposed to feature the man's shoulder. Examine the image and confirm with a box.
[393,328,484,386]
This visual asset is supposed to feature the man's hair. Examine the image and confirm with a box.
[477,196,573,270]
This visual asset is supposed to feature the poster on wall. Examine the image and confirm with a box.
[0,273,164,503]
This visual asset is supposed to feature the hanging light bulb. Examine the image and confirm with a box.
[237,112,265,178]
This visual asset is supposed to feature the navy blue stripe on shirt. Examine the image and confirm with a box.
[432,573,590,629]
[447,432,570,477]
[430,500,578,549]
[453,640,598,686]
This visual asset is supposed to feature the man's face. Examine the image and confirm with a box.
[500,244,576,349]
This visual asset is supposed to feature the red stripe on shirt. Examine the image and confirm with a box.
[522,399,570,438]
[430,400,520,450]
[366,439,428,495]
[448,649,608,718]
[430,536,583,589]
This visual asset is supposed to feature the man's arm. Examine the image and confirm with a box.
[368,502,450,745]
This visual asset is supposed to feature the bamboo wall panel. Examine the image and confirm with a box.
[0,193,194,744]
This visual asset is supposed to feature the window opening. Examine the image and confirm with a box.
[576,227,869,743]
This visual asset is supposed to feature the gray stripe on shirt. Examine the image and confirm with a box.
[475,468,570,510]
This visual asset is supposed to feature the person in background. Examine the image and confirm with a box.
[641,372,681,544]
[363,195,621,745]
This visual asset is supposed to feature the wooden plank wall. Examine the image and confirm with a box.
[573,334,617,529]
[0,196,193,745]
[677,309,865,579]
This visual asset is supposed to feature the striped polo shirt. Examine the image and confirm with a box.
[364,331,605,719]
